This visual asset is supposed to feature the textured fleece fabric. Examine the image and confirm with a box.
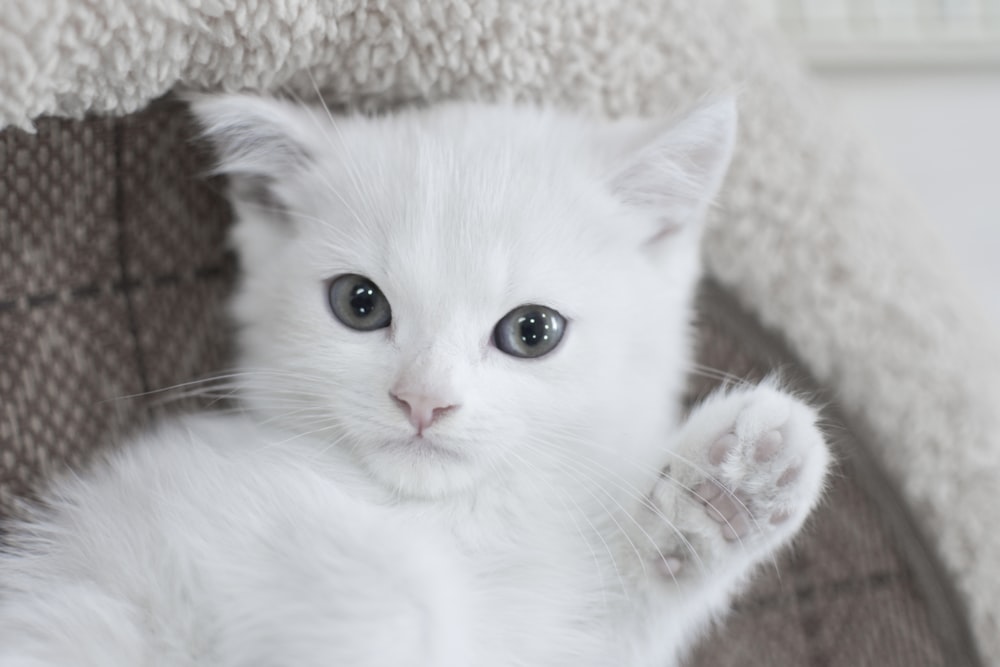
[3,0,999,659]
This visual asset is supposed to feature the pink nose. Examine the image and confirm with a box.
[390,391,458,434]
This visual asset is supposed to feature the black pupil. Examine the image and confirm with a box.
[518,311,553,347]
[349,283,378,318]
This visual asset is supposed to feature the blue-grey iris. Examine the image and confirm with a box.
[328,274,392,331]
[494,305,566,358]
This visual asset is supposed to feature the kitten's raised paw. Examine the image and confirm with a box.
[694,433,798,543]
[638,385,830,580]
[690,387,829,549]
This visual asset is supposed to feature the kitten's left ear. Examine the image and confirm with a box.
[611,97,737,239]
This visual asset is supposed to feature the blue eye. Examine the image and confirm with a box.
[494,305,566,358]
[328,274,392,331]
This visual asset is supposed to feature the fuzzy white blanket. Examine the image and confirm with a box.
[4,0,999,659]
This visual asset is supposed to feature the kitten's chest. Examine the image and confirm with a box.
[434,498,621,664]
[416,481,616,596]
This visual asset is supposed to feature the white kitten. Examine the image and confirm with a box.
[0,95,829,666]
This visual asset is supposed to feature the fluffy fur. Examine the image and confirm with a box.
[0,97,829,666]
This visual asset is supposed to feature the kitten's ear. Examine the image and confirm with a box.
[611,97,737,239]
[187,93,322,264]
[186,92,319,181]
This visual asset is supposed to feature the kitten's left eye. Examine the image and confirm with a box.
[494,305,566,358]
[328,274,392,331]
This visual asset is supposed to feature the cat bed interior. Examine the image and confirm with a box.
[2,0,998,663]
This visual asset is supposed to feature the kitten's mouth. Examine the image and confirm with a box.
[363,433,481,499]
[383,435,463,461]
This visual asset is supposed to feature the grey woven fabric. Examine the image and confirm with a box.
[0,99,981,666]
[0,98,232,509]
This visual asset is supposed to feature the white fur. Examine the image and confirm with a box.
[0,97,828,666]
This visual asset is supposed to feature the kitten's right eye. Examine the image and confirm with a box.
[327,274,392,331]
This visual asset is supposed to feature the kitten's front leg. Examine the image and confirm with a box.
[616,382,830,665]
[635,381,830,588]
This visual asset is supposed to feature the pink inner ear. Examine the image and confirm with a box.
[644,220,684,246]
[610,98,737,239]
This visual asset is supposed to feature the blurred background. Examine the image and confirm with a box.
[750,0,1000,323]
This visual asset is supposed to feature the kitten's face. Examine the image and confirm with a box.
[193,97,735,499]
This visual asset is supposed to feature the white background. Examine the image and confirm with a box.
[750,0,1000,325]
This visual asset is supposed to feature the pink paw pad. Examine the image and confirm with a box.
[693,478,754,542]
[707,434,737,465]
[695,427,806,542]
[753,430,783,462]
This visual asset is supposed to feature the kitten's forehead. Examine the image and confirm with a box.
[303,108,619,318]
[360,180,579,339]
[321,105,609,230]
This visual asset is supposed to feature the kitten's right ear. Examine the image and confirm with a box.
[187,93,322,264]
[186,92,319,180]
[609,97,737,242]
